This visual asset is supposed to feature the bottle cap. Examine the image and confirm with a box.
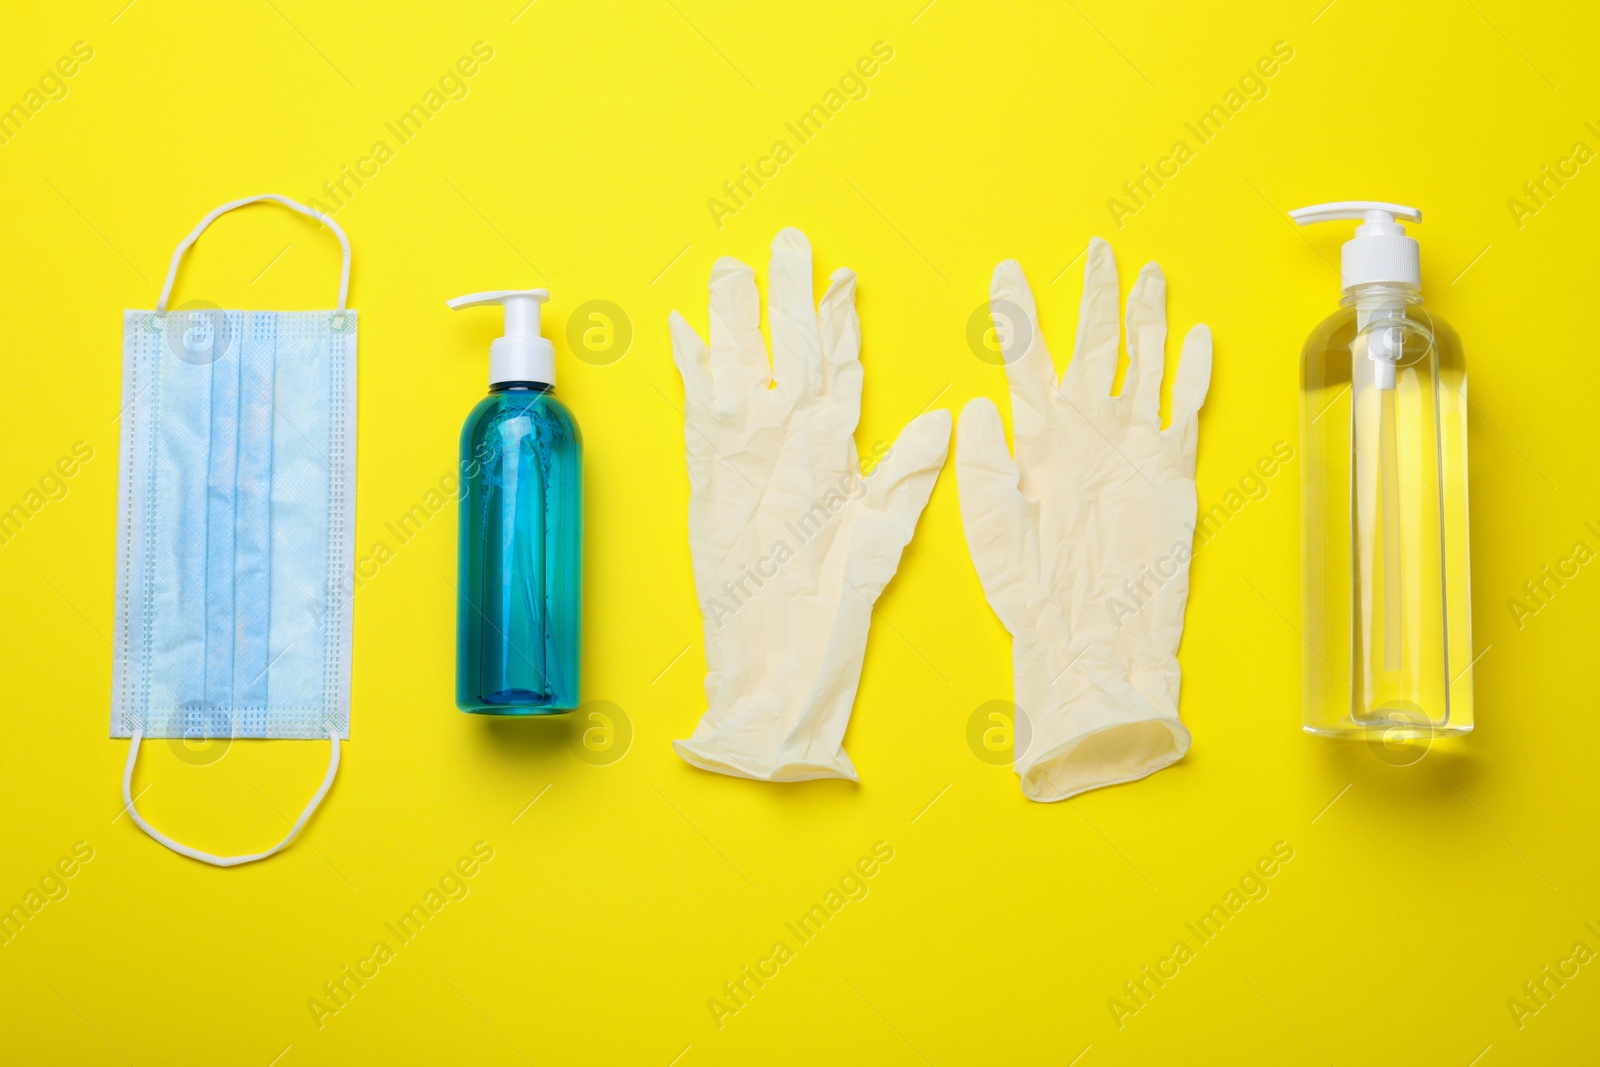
[447,289,555,385]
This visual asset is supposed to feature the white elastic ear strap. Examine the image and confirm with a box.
[156,194,351,313]
[122,728,341,867]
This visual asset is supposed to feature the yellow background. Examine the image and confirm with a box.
[2,0,1597,1063]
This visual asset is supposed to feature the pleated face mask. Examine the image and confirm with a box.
[112,195,357,866]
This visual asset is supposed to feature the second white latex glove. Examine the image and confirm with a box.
[958,238,1212,802]
[670,228,950,782]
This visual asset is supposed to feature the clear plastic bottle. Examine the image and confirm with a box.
[449,290,582,714]
[1292,204,1473,738]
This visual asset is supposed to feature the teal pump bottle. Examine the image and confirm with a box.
[449,290,581,714]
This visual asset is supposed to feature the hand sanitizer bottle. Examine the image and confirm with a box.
[449,289,581,714]
[1290,203,1473,739]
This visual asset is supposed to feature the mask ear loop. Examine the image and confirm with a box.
[121,726,341,867]
[156,193,350,314]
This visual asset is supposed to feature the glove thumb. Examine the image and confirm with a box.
[956,397,1034,632]
[844,408,952,603]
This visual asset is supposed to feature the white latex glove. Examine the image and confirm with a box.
[958,238,1212,802]
[669,228,951,782]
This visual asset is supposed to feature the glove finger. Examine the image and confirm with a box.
[1061,237,1120,403]
[1167,323,1212,431]
[769,228,822,399]
[955,397,1032,628]
[1127,261,1168,428]
[669,310,716,413]
[846,408,952,602]
[817,267,864,415]
[990,260,1056,410]
[708,256,770,404]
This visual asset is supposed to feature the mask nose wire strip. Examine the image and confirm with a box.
[156,194,351,314]
[120,726,342,867]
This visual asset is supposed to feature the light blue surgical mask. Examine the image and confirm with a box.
[112,195,357,866]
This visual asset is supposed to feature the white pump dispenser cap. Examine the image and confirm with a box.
[1289,202,1422,291]
[447,289,556,386]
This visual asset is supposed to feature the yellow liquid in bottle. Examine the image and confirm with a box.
[1300,289,1474,736]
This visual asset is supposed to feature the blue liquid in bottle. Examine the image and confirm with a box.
[456,382,581,713]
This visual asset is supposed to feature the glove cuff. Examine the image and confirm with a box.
[675,612,874,784]
[672,735,860,783]
[1012,636,1189,802]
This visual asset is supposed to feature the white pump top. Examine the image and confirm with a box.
[1289,201,1422,292]
[447,289,556,386]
